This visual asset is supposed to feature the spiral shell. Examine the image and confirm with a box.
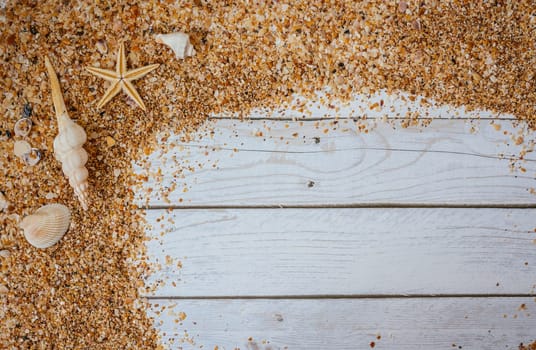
[20,204,71,249]
[45,56,90,210]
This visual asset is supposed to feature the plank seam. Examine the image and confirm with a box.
[140,204,536,210]
[146,294,536,300]
[209,117,518,121]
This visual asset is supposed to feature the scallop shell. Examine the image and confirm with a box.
[20,204,71,249]
[155,32,196,59]
[45,56,90,210]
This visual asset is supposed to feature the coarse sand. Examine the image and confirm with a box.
[1,1,536,348]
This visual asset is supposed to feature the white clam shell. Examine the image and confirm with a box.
[20,204,71,249]
[13,140,31,158]
[155,32,196,59]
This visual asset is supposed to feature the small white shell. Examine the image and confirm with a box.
[14,118,32,137]
[13,140,31,158]
[20,204,71,249]
[22,148,42,166]
[96,39,108,55]
[155,32,196,59]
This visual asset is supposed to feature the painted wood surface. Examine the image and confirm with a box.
[143,208,536,297]
[135,119,536,207]
[139,94,536,348]
[148,297,536,350]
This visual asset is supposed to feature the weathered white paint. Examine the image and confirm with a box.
[143,208,536,297]
[148,297,536,350]
[140,92,536,348]
[135,119,535,207]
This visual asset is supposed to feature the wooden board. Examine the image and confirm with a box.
[143,208,536,297]
[147,297,536,350]
[134,119,536,207]
[139,93,536,349]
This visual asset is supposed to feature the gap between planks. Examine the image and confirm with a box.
[139,204,536,210]
[209,116,517,121]
[147,294,536,300]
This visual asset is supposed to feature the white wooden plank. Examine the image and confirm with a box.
[213,89,517,120]
[148,297,536,350]
[143,208,536,297]
[134,119,536,207]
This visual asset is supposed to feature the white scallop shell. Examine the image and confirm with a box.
[155,32,196,59]
[45,56,90,210]
[20,204,71,249]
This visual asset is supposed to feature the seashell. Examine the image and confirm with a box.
[0,250,10,258]
[22,148,42,166]
[96,39,108,55]
[0,192,8,211]
[13,140,31,158]
[14,117,32,137]
[45,56,90,210]
[155,32,196,59]
[19,204,71,249]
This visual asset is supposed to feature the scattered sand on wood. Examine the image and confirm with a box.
[520,341,536,350]
[1,1,535,348]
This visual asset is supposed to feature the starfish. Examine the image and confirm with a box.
[86,43,159,111]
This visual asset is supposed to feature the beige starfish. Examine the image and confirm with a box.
[86,43,159,111]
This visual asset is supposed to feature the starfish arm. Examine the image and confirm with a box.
[121,80,147,111]
[96,80,122,109]
[123,64,160,81]
[117,43,127,76]
[86,66,119,82]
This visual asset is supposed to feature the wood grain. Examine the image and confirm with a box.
[134,119,536,207]
[148,297,536,350]
[143,208,536,297]
[140,94,536,348]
